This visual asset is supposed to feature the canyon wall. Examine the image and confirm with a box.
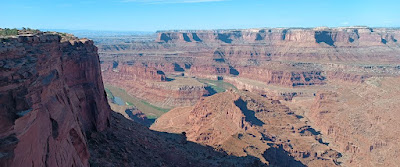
[99,28,400,105]
[153,27,400,65]
[101,62,210,107]
[0,33,111,167]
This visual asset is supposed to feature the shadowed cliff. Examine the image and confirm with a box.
[89,112,266,167]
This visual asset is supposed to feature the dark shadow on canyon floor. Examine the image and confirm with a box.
[263,144,306,167]
[88,112,266,167]
[124,109,155,127]
[204,86,218,96]
[234,98,264,126]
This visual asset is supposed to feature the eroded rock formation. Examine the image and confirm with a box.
[0,32,111,167]
[151,91,342,166]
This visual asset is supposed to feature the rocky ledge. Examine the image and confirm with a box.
[0,32,111,167]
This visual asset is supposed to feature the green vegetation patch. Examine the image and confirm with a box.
[0,28,19,36]
[140,100,170,113]
[104,88,114,100]
[197,78,238,93]
[126,101,134,106]
[0,28,41,37]
[22,27,40,33]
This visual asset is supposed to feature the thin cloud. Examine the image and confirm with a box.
[121,0,227,4]
[340,22,349,25]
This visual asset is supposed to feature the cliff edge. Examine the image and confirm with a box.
[0,31,111,167]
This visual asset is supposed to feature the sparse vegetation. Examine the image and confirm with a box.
[197,78,238,93]
[0,27,41,37]
[105,88,114,99]
[0,28,19,36]
[22,27,40,33]
[140,100,170,113]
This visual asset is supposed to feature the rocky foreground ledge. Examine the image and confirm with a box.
[0,30,111,167]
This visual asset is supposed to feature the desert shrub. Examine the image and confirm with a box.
[0,28,19,36]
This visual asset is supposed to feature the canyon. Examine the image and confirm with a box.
[97,27,400,166]
[0,30,265,167]
[1,26,399,166]
[99,27,400,106]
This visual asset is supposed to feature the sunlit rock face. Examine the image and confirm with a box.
[151,91,342,166]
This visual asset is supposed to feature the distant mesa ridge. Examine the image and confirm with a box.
[156,27,400,45]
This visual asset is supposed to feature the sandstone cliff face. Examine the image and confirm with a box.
[101,62,167,82]
[0,33,111,167]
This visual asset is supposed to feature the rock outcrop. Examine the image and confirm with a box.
[151,91,342,166]
[0,32,111,167]
[152,92,249,145]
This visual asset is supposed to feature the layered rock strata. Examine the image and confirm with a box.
[98,27,400,105]
[102,62,210,107]
[0,32,111,167]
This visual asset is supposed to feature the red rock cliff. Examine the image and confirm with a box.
[0,33,111,167]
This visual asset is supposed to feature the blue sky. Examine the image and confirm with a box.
[1,0,399,31]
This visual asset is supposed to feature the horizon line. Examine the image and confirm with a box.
[42,26,400,32]
[3,26,400,33]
